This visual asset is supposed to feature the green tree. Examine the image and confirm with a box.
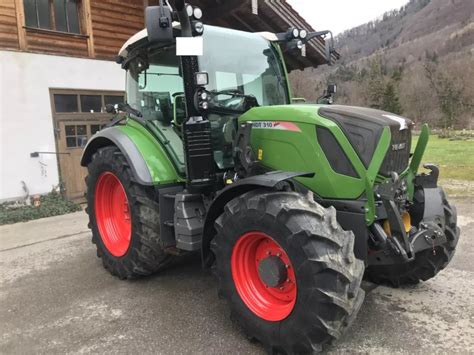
[424,62,465,129]
[365,55,386,109]
[382,82,403,114]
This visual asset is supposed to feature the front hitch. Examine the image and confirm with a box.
[369,217,448,266]
[369,182,451,266]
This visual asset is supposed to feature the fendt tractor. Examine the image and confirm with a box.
[81,1,460,352]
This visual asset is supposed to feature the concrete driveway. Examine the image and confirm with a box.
[1,198,473,354]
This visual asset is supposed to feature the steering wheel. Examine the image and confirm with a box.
[209,89,259,112]
[172,92,185,98]
[212,89,245,97]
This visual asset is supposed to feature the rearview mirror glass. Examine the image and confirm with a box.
[146,6,174,44]
[327,84,337,94]
[325,40,331,64]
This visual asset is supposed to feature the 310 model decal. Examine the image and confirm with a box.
[252,121,301,132]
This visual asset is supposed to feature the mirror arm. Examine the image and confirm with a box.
[301,30,329,44]
[301,30,335,65]
[173,0,192,37]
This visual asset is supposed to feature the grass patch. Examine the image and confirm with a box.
[0,191,82,225]
[413,135,474,181]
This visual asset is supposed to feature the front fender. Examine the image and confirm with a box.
[201,171,314,267]
[81,125,182,186]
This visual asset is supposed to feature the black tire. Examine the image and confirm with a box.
[86,146,173,279]
[365,194,459,287]
[211,190,365,353]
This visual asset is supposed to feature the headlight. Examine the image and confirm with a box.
[200,101,209,110]
[186,4,193,17]
[193,7,203,20]
[193,21,204,34]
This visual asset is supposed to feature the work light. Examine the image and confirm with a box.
[299,29,307,39]
[200,101,209,110]
[193,7,203,19]
[292,28,299,38]
[186,4,193,17]
[193,21,204,35]
[194,72,209,86]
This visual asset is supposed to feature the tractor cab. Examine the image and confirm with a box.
[122,25,292,173]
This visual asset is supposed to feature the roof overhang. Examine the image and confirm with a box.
[195,0,339,71]
[127,1,338,71]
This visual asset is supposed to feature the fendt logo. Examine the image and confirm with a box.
[392,143,407,151]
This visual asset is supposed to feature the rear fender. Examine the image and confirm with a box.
[201,171,314,267]
[81,125,182,186]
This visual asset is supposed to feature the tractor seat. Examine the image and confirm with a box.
[141,92,173,125]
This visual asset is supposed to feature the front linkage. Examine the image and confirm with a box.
[366,164,460,285]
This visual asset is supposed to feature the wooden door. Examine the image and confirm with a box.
[56,121,101,200]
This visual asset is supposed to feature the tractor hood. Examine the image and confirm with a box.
[240,104,414,173]
[242,104,412,129]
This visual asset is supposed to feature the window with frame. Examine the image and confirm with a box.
[53,93,125,113]
[23,0,81,34]
[65,124,88,148]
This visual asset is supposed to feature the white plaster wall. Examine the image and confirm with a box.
[0,51,125,201]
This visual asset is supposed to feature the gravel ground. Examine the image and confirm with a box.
[0,198,473,354]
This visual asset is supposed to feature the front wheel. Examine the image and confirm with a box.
[212,191,365,353]
[86,146,173,279]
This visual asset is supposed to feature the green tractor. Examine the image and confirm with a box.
[81,1,460,352]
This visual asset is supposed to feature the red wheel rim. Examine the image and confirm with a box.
[231,232,297,321]
[95,172,131,257]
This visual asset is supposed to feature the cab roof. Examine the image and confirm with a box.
[118,25,279,59]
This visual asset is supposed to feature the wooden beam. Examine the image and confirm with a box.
[13,0,26,49]
[83,0,95,58]
[202,0,247,21]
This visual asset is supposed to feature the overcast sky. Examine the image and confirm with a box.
[288,0,409,35]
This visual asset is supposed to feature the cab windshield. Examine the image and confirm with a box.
[199,26,290,110]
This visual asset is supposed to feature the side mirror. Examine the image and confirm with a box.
[146,5,173,44]
[327,84,337,94]
[105,104,117,114]
[324,32,335,65]
[292,98,307,104]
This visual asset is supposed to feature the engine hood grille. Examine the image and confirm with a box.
[318,105,413,175]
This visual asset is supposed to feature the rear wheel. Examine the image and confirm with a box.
[212,191,365,353]
[86,146,173,279]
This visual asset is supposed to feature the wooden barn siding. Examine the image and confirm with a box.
[25,30,89,57]
[0,0,145,59]
[91,0,145,60]
[0,0,19,50]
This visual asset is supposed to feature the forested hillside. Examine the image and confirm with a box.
[290,0,474,129]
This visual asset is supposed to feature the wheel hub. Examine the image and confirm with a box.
[258,256,288,288]
[231,231,297,321]
[94,172,131,257]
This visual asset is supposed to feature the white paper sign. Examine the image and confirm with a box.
[176,37,203,56]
